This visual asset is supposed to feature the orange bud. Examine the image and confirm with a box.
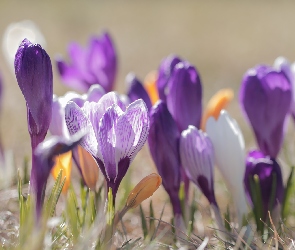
[201,88,234,131]
[144,70,159,105]
[126,173,162,209]
[77,145,99,191]
[51,151,72,193]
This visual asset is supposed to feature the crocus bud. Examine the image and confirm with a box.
[57,32,117,92]
[180,126,217,205]
[126,73,152,111]
[166,62,202,131]
[157,55,181,101]
[15,38,53,191]
[126,173,162,209]
[201,88,234,131]
[34,132,84,218]
[206,110,248,225]
[240,65,292,158]
[244,150,284,221]
[51,151,72,193]
[148,101,182,215]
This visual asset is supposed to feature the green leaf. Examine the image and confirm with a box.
[188,191,197,236]
[107,188,114,225]
[224,205,231,232]
[149,200,155,235]
[139,204,148,239]
[282,166,294,219]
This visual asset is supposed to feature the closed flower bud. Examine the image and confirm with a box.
[126,173,162,209]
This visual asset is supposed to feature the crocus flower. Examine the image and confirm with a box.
[157,55,181,101]
[206,110,248,225]
[15,38,53,192]
[126,73,152,111]
[244,150,284,221]
[34,132,84,218]
[57,32,117,93]
[240,65,292,158]
[180,126,217,205]
[148,101,182,216]
[65,92,149,202]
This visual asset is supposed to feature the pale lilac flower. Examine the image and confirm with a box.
[180,126,216,205]
[65,92,149,201]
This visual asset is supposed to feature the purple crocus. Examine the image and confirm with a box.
[15,38,53,191]
[65,92,149,202]
[240,65,292,158]
[244,150,284,221]
[148,101,182,216]
[157,55,181,102]
[180,126,217,205]
[166,62,202,132]
[57,32,117,93]
[34,132,84,218]
[126,73,152,111]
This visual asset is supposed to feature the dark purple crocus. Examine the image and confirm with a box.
[148,101,182,216]
[180,126,217,205]
[240,65,292,158]
[166,62,203,132]
[126,73,152,111]
[15,38,53,191]
[65,92,149,203]
[57,32,117,93]
[244,150,284,221]
[34,132,84,218]
[157,55,181,102]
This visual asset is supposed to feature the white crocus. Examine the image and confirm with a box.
[206,110,248,226]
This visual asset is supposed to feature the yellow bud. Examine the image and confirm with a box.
[201,88,234,130]
[126,173,162,209]
[77,145,99,191]
[51,151,72,194]
[144,70,159,105]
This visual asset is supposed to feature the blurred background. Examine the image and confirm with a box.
[1,1,295,220]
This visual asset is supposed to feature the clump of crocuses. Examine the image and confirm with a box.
[15,38,53,193]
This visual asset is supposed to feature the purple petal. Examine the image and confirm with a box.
[157,55,181,101]
[98,105,122,181]
[148,101,181,212]
[180,126,216,204]
[15,38,53,136]
[166,62,202,131]
[126,73,152,111]
[86,84,105,102]
[87,32,117,92]
[240,65,292,158]
[115,99,149,163]
[65,101,99,158]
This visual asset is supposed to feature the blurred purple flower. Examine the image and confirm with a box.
[34,132,84,218]
[65,92,149,202]
[180,126,217,205]
[244,150,284,221]
[166,62,202,132]
[148,101,182,215]
[126,73,152,111]
[240,65,292,158]
[14,38,53,190]
[57,32,117,93]
[157,55,181,102]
